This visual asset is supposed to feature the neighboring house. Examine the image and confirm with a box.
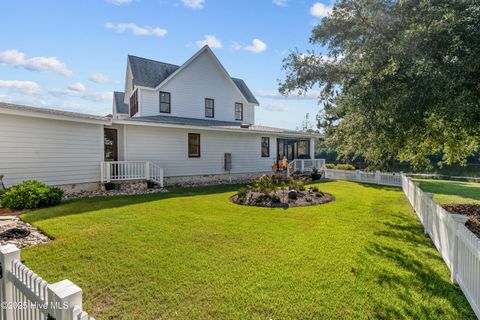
[0,46,320,191]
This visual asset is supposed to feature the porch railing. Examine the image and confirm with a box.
[101,161,164,187]
[287,159,325,177]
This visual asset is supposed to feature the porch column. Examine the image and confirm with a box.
[309,137,315,159]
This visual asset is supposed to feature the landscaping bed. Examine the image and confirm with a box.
[230,189,334,208]
[443,204,480,237]
[229,174,333,208]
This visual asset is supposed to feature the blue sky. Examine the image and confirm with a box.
[0,0,331,129]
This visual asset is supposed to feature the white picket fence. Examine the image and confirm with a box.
[0,244,94,320]
[324,169,402,186]
[402,175,480,318]
[324,168,480,318]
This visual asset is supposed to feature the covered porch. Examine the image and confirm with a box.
[276,137,325,174]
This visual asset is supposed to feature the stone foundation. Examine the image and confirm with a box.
[164,172,271,187]
[57,182,101,194]
[56,172,273,193]
[101,180,148,192]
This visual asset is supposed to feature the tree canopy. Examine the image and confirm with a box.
[280,0,480,170]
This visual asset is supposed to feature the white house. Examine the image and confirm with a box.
[0,46,321,192]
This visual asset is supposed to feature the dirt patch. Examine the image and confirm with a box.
[0,207,29,216]
[230,190,335,208]
[442,204,480,237]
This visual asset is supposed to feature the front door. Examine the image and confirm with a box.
[104,128,118,161]
[277,139,297,162]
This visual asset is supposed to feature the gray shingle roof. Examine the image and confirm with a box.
[128,55,259,104]
[125,115,313,136]
[128,55,179,88]
[113,91,129,114]
[231,78,259,105]
[0,102,108,122]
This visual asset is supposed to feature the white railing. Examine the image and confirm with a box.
[101,161,164,187]
[401,175,480,318]
[324,169,402,186]
[0,244,94,320]
[288,159,325,177]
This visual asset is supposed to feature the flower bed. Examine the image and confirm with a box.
[230,174,334,208]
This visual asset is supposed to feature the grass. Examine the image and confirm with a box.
[20,181,475,319]
[415,179,480,205]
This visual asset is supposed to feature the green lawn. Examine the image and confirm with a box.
[415,179,480,205]
[20,181,474,319]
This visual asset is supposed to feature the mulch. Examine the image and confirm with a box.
[442,204,480,237]
[230,190,335,208]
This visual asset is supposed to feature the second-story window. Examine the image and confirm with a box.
[159,92,171,113]
[130,89,138,116]
[205,98,214,118]
[235,103,243,121]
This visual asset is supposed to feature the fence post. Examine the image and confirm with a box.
[47,279,83,320]
[355,170,361,182]
[375,171,380,184]
[0,244,20,320]
[448,214,469,284]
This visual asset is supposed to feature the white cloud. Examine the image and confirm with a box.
[49,85,112,102]
[0,50,73,77]
[106,0,133,4]
[182,0,204,9]
[263,102,289,112]
[256,90,320,100]
[310,2,332,18]
[0,80,41,95]
[89,72,111,84]
[245,39,267,53]
[195,35,222,49]
[232,38,267,53]
[272,0,287,6]
[68,82,86,92]
[104,22,167,37]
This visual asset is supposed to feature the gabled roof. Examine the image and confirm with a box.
[231,78,259,105]
[128,55,179,88]
[113,91,129,114]
[127,47,259,104]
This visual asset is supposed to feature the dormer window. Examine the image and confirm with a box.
[205,98,214,118]
[235,103,243,121]
[160,92,171,113]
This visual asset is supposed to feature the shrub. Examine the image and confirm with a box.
[325,163,356,170]
[271,195,281,203]
[309,186,319,192]
[311,167,322,180]
[287,176,306,191]
[237,187,249,204]
[335,164,356,170]
[250,174,278,195]
[0,180,64,210]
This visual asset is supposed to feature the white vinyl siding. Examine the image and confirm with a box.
[124,125,275,176]
[138,51,255,123]
[0,114,103,187]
